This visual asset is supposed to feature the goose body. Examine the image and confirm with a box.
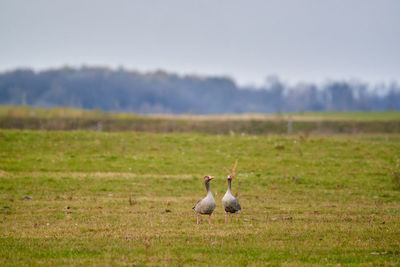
[222,175,241,222]
[193,175,216,224]
[193,190,216,215]
[222,190,241,213]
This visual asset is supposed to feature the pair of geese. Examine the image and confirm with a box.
[192,175,241,224]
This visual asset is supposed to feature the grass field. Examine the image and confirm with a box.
[1,105,400,134]
[1,130,400,266]
[2,106,400,121]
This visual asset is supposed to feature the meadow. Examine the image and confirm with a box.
[0,129,400,266]
[1,105,400,134]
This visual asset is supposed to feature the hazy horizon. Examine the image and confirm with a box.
[2,64,400,89]
[1,0,400,86]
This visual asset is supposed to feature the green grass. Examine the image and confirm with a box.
[1,105,400,134]
[291,111,400,121]
[0,130,400,266]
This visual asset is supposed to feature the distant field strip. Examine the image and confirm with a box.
[1,106,400,133]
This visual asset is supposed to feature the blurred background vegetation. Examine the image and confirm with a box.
[1,105,399,134]
[1,67,399,114]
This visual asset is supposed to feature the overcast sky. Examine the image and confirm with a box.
[0,0,399,86]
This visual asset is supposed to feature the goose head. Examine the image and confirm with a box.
[227,174,233,180]
[204,175,214,183]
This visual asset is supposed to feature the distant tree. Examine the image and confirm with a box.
[0,67,398,113]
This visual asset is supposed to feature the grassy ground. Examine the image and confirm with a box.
[2,105,400,121]
[1,105,400,134]
[0,130,400,266]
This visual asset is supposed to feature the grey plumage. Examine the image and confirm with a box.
[193,176,216,215]
[222,175,241,213]
[223,197,241,213]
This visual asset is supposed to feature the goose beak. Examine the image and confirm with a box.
[208,176,214,180]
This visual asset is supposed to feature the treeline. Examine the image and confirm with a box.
[0,67,399,114]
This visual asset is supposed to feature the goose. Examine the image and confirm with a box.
[222,174,241,222]
[192,175,216,224]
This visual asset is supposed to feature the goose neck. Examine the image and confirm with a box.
[227,179,232,192]
[205,181,211,193]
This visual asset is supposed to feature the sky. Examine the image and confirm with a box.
[0,0,399,86]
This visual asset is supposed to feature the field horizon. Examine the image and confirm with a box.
[1,105,400,134]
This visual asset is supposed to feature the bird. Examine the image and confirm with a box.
[222,174,241,222]
[192,175,216,225]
